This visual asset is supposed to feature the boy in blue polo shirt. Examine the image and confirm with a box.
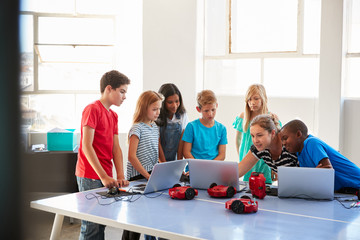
[182,90,227,165]
[280,119,360,193]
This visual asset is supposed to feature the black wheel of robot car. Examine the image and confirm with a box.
[252,194,260,199]
[231,200,244,214]
[172,184,181,188]
[240,195,251,200]
[209,183,217,189]
[185,188,196,200]
[226,186,236,198]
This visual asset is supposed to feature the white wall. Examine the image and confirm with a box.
[317,0,345,149]
[141,0,360,168]
[212,96,318,163]
[341,100,360,166]
[143,0,199,113]
[141,0,320,163]
[29,0,360,170]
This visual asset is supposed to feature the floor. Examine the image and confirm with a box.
[25,192,142,240]
[25,210,126,240]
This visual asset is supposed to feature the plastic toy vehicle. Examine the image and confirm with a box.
[249,172,266,199]
[225,196,258,214]
[207,183,236,198]
[169,184,198,200]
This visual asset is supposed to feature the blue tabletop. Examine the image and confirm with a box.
[31,182,360,240]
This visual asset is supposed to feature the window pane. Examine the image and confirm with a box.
[36,45,114,63]
[76,94,134,133]
[20,1,142,134]
[264,58,319,97]
[21,93,134,132]
[344,58,360,98]
[75,94,99,130]
[20,0,75,13]
[303,0,321,54]
[76,0,122,15]
[38,62,112,91]
[21,94,77,131]
[204,59,261,95]
[38,17,114,45]
[231,0,298,53]
[205,0,227,56]
[111,99,136,134]
[19,14,34,91]
[348,0,360,53]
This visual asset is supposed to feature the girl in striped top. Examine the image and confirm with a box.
[126,91,166,181]
[238,114,298,179]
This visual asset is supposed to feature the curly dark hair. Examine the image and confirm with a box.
[156,83,186,129]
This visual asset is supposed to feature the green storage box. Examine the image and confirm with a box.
[47,128,77,151]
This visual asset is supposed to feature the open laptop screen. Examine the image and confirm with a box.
[188,159,240,191]
[126,160,187,194]
[277,167,334,200]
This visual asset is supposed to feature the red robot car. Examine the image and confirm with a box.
[207,183,236,198]
[225,196,258,214]
[169,184,198,200]
[249,172,266,199]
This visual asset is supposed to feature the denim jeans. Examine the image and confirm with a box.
[160,122,182,161]
[144,235,156,240]
[121,233,157,240]
[76,176,105,240]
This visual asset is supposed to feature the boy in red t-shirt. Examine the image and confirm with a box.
[75,70,130,239]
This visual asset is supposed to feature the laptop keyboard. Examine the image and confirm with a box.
[133,183,147,191]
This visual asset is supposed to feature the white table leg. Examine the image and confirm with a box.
[50,213,64,240]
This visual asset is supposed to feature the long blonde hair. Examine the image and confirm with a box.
[243,84,268,131]
[133,91,164,124]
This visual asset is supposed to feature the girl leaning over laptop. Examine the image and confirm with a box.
[237,114,299,180]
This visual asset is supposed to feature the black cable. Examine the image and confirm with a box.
[85,193,119,206]
[279,194,331,201]
[334,196,359,209]
[85,187,166,206]
[335,199,354,209]
[85,188,141,205]
[143,191,165,198]
[117,194,142,203]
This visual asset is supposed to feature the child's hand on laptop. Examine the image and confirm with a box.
[271,170,278,181]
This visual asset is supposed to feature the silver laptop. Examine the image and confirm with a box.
[277,166,335,200]
[188,159,241,191]
[125,160,187,194]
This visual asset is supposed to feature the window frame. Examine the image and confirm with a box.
[204,0,320,94]
[204,0,360,98]
[344,0,360,98]
[20,11,117,95]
